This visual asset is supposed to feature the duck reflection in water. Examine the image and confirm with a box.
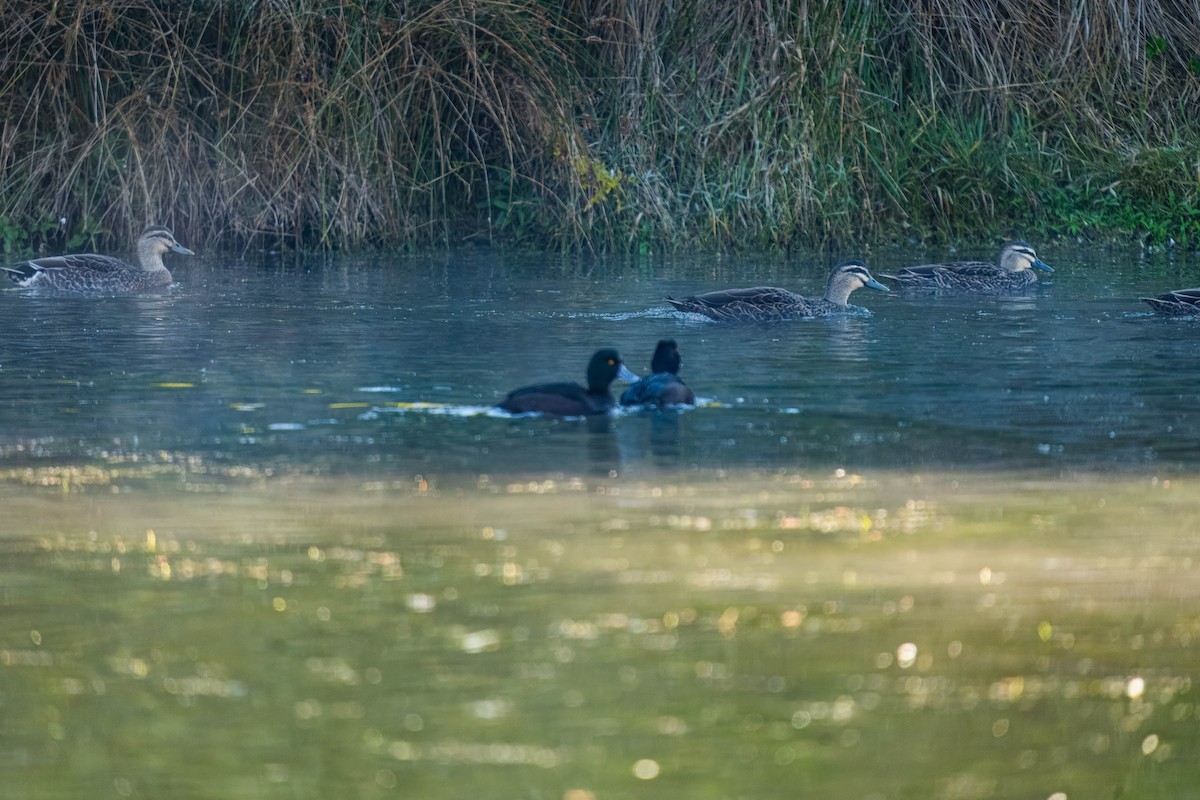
[496,348,637,417]
[607,341,697,462]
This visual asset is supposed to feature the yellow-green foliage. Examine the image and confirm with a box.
[572,158,628,212]
[0,0,1198,252]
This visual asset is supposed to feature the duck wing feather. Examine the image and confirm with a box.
[620,373,695,406]
[667,286,807,321]
[882,262,1035,291]
[1141,287,1200,314]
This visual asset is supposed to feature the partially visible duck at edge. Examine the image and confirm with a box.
[1141,287,1200,316]
[497,348,638,416]
[666,260,890,322]
[2,225,194,294]
[880,241,1053,293]
[620,339,695,407]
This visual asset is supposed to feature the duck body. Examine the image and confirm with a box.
[2,226,194,294]
[621,373,695,406]
[666,261,889,322]
[881,241,1052,293]
[621,340,695,407]
[498,348,638,417]
[1141,287,1200,315]
[499,381,616,416]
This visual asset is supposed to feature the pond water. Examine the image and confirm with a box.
[1,244,1199,799]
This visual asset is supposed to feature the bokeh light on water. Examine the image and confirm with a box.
[2,466,1198,799]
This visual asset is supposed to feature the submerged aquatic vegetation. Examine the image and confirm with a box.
[0,0,1197,252]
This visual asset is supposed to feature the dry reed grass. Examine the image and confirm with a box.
[0,0,1197,252]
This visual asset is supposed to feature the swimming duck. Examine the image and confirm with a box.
[666,261,889,322]
[1141,287,1200,315]
[2,226,194,293]
[620,339,695,407]
[880,241,1052,293]
[497,348,638,416]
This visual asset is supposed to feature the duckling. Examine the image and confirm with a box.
[620,339,695,407]
[2,226,194,294]
[666,261,889,322]
[497,348,638,416]
[1141,287,1200,315]
[880,241,1052,293]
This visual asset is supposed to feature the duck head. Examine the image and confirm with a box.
[999,241,1052,273]
[649,339,683,375]
[137,226,195,268]
[825,260,890,305]
[586,348,639,392]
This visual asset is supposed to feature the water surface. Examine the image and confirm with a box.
[2,244,1198,477]
[2,244,1198,799]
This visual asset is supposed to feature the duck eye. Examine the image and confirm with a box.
[608,359,616,366]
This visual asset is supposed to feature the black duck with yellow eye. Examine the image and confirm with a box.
[497,348,638,416]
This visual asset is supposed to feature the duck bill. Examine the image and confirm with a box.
[617,364,639,382]
[1033,259,1053,273]
[866,278,891,292]
[171,243,196,256]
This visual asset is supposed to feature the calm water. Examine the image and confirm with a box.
[2,244,1199,799]
[2,244,1199,478]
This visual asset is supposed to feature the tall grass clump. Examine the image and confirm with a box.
[573,0,1200,248]
[0,0,603,251]
[0,0,1198,253]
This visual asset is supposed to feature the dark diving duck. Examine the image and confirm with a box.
[620,339,695,407]
[497,348,638,416]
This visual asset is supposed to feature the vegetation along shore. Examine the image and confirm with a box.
[1,0,1198,254]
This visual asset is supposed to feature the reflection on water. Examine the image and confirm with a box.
[1,471,1197,799]
[2,244,1200,798]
